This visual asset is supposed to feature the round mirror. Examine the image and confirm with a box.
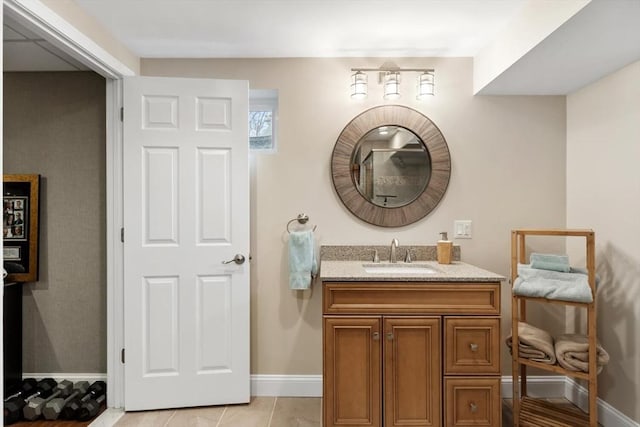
[351,126,431,208]
[332,105,450,227]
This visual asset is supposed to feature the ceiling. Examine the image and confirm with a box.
[72,0,528,58]
[4,0,640,94]
[477,0,640,94]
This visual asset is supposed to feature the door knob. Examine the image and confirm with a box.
[222,254,246,265]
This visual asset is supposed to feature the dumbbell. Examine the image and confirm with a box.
[61,380,106,420]
[4,378,37,402]
[3,378,38,425]
[4,378,57,425]
[77,393,106,421]
[23,379,73,420]
[42,381,89,420]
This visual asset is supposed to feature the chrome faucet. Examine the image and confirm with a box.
[390,238,399,263]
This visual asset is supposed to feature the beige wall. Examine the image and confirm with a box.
[567,60,640,423]
[3,72,106,373]
[143,57,567,375]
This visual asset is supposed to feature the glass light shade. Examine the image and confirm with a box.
[350,71,368,99]
[383,72,400,100]
[417,71,435,99]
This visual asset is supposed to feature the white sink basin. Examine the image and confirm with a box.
[362,263,438,275]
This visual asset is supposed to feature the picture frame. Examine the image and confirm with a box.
[3,174,40,282]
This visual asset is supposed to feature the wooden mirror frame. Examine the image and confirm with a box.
[331,105,451,227]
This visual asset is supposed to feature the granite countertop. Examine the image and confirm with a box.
[320,260,505,282]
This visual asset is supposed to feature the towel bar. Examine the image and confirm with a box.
[286,213,317,233]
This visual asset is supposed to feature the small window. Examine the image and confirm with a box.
[249,89,278,152]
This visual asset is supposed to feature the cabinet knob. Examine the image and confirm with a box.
[469,343,479,352]
[372,332,380,341]
[469,402,478,413]
[386,332,394,340]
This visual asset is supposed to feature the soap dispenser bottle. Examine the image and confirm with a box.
[437,232,452,264]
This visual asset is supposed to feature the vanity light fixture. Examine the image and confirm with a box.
[350,71,368,99]
[383,71,401,100]
[350,63,435,101]
[417,71,435,99]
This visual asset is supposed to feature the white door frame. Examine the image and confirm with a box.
[3,0,134,408]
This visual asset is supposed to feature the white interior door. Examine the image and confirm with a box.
[123,76,249,410]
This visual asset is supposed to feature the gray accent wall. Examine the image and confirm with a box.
[3,71,106,373]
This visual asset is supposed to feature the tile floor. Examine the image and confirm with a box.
[113,397,321,427]
[112,396,587,426]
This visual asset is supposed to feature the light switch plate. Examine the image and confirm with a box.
[454,220,472,239]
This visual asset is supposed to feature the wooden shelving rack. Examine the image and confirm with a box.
[511,229,598,427]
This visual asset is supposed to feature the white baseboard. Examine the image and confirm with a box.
[249,374,568,399]
[501,375,566,398]
[251,374,322,397]
[22,372,107,382]
[89,407,125,427]
[565,378,640,427]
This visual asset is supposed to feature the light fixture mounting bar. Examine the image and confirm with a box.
[351,68,434,73]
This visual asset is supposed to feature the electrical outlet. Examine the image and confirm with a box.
[454,220,472,239]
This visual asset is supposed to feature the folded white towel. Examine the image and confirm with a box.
[288,230,317,290]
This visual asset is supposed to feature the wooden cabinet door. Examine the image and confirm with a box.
[324,317,382,427]
[384,317,441,427]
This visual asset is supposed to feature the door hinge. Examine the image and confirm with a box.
[120,107,124,122]
[121,227,124,243]
[121,348,125,364]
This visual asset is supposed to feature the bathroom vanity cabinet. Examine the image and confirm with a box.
[321,261,504,427]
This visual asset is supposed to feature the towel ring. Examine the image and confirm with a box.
[286,213,317,234]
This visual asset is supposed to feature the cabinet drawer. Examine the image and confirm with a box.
[323,282,500,315]
[445,317,500,375]
[445,377,501,427]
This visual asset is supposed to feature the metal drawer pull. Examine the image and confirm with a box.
[372,332,380,341]
[469,402,478,413]
[469,343,479,352]
[386,332,394,340]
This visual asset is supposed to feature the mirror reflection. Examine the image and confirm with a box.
[351,126,431,208]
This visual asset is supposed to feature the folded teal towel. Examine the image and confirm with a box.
[513,264,594,303]
[530,253,570,273]
[288,230,318,290]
